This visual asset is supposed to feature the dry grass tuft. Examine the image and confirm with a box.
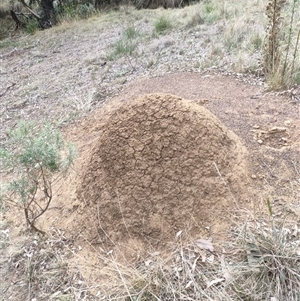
[230,208,300,300]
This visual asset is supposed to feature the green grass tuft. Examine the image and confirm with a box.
[154,15,172,34]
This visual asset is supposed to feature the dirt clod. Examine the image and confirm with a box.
[78,93,249,249]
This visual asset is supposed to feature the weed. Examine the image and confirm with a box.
[114,39,137,57]
[263,0,300,89]
[110,26,140,68]
[194,61,200,68]
[205,3,214,13]
[202,3,220,24]
[124,25,140,39]
[147,59,154,68]
[154,15,172,34]
[0,122,76,233]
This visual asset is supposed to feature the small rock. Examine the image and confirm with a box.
[269,126,287,132]
[284,120,292,126]
[253,125,260,129]
[257,139,263,144]
[251,174,257,179]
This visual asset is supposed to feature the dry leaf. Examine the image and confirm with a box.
[194,239,214,252]
[176,230,183,239]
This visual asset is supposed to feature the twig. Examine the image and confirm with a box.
[0,83,16,98]
[213,161,239,208]
[213,162,227,186]
[0,49,17,59]
[27,256,32,301]
[110,253,134,301]
[262,160,277,178]
[291,159,299,175]
[96,202,116,246]
[116,190,132,239]
[19,0,41,20]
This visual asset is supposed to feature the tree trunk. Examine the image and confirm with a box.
[40,0,56,28]
[10,10,26,30]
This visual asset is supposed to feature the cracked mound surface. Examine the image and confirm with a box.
[78,94,248,247]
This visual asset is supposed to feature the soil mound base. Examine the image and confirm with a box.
[78,94,248,247]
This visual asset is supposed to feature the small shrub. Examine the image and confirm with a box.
[25,19,39,34]
[0,122,76,233]
[154,15,172,34]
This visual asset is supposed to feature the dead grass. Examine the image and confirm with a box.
[0,226,100,300]
[97,206,300,300]
[3,204,298,301]
[230,212,300,300]
[0,0,287,78]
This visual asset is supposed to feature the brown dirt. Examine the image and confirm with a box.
[77,93,249,250]
[39,73,298,262]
